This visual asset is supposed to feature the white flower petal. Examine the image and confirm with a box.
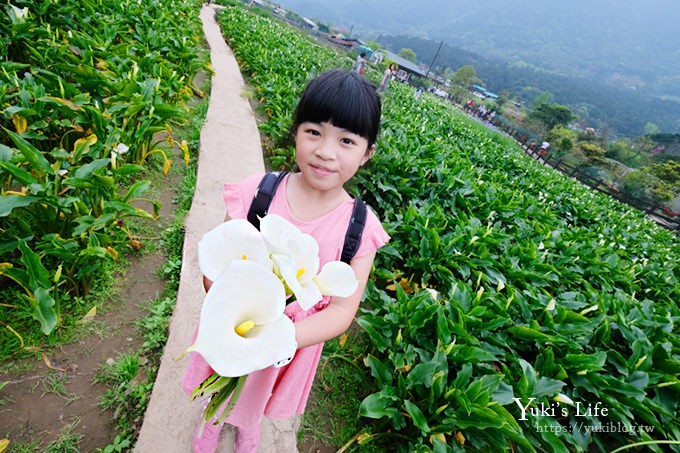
[272,253,323,310]
[190,260,293,377]
[553,393,574,406]
[261,214,319,262]
[313,261,358,298]
[198,219,272,281]
[114,143,129,155]
[294,281,324,311]
[272,254,302,292]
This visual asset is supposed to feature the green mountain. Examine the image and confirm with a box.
[273,0,680,136]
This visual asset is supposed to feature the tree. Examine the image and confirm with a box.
[607,139,642,168]
[548,125,576,156]
[644,122,659,135]
[529,102,575,130]
[580,143,608,165]
[453,65,478,88]
[648,161,680,188]
[398,48,416,63]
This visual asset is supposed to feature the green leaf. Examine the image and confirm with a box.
[493,381,516,405]
[517,358,537,398]
[33,287,58,335]
[0,195,40,217]
[0,144,13,161]
[563,351,607,372]
[359,391,399,419]
[364,354,392,387]
[0,160,38,185]
[534,376,565,398]
[449,344,497,363]
[4,128,52,174]
[407,361,442,389]
[18,240,51,289]
[404,400,430,433]
[73,158,110,179]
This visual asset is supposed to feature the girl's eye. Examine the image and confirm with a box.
[307,129,321,136]
[341,137,355,145]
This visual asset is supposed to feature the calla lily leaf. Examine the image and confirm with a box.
[189,260,296,377]
[198,218,272,281]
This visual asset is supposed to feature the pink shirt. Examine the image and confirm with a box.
[182,172,389,428]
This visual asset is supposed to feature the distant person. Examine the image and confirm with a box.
[353,52,366,75]
[379,63,396,92]
[414,87,424,99]
[540,141,550,156]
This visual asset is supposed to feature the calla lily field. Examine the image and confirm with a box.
[1,0,209,338]
[214,2,680,452]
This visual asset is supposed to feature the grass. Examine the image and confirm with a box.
[298,330,384,452]
[7,419,84,453]
[41,371,80,405]
[42,419,84,453]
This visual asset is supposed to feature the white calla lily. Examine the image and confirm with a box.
[188,260,297,377]
[261,214,358,310]
[198,218,272,281]
[261,214,322,306]
[260,214,319,260]
[313,261,358,298]
[273,253,323,310]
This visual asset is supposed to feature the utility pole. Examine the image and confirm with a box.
[426,40,444,78]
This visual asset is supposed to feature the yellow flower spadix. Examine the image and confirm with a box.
[296,267,306,279]
[235,320,255,336]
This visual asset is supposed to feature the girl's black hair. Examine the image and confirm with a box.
[292,69,382,147]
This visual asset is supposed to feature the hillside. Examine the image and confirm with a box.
[274,0,680,136]
[377,35,680,137]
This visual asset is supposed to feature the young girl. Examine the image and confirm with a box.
[182,69,390,452]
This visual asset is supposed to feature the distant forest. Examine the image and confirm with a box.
[377,35,680,138]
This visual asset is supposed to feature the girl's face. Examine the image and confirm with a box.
[295,121,374,193]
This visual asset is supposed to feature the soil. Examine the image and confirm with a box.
[0,169,180,451]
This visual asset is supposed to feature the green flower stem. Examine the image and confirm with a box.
[193,373,250,435]
[215,375,248,425]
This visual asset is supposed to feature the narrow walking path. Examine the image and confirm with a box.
[135,6,299,451]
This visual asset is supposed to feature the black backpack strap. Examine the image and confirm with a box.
[341,197,367,264]
[247,171,288,230]
[248,171,366,264]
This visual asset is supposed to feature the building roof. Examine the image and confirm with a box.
[301,17,317,29]
[382,50,428,77]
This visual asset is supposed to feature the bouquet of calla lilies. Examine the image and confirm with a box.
[184,214,358,433]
